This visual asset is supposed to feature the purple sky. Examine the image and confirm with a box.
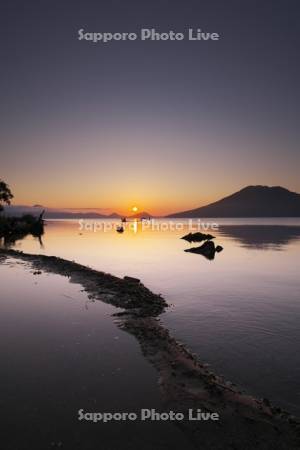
[1,0,299,214]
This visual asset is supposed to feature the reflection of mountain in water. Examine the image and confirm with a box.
[218,225,300,250]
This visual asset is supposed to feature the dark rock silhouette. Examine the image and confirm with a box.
[181,232,215,242]
[168,186,300,217]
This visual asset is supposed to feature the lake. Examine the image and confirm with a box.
[1,217,300,427]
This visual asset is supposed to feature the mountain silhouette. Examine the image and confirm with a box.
[107,212,122,219]
[3,206,120,219]
[167,186,300,217]
[45,211,109,219]
[128,211,153,219]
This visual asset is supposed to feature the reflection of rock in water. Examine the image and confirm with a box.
[0,249,299,449]
[219,225,300,250]
[182,233,223,260]
[184,240,223,260]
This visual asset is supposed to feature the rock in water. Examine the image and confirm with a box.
[181,232,215,242]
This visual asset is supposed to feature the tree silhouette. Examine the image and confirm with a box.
[0,180,13,211]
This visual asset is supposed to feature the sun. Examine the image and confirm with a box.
[132,206,138,212]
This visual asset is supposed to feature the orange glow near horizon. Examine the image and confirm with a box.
[5,119,300,216]
[8,167,299,217]
[9,177,223,216]
[9,188,223,216]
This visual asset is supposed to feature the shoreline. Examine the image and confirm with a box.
[1,248,300,448]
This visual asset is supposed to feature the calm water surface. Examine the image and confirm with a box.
[2,218,300,417]
[0,258,192,450]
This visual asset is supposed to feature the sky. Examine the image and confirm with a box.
[1,0,299,215]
